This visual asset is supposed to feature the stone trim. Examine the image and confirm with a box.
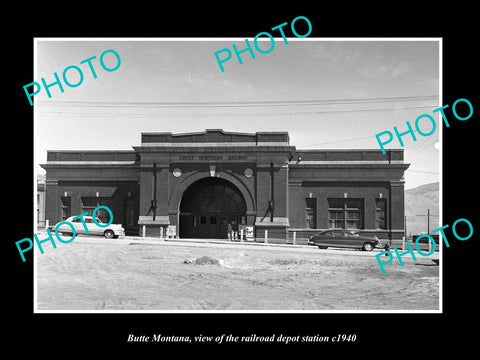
[138,216,170,225]
[255,217,290,227]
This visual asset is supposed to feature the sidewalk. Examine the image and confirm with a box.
[127,235,312,249]
[43,230,439,259]
[98,235,427,258]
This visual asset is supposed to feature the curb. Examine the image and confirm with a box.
[130,237,311,249]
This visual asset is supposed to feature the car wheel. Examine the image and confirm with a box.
[362,242,374,251]
[104,230,115,239]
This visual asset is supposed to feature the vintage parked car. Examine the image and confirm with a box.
[55,215,125,239]
[307,229,379,251]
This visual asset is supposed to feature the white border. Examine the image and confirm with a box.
[33,37,442,314]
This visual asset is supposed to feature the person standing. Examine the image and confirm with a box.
[227,222,233,241]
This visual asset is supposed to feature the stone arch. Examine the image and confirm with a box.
[169,170,255,215]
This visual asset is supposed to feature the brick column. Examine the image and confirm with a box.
[390,180,406,240]
[45,179,59,224]
[138,163,170,237]
[254,162,290,242]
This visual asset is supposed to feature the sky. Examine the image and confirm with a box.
[34,38,441,189]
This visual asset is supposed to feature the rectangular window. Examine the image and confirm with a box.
[81,197,98,216]
[328,210,344,229]
[81,197,111,222]
[346,210,361,229]
[346,199,362,209]
[328,198,364,229]
[61,196,71,220]
[375,199,387,229]
[305,198,317,229]
[210,216,217,224]
[200,216,207,225]
[328,199,344,209]
[95,207,109,223]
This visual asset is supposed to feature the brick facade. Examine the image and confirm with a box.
[41,130,409,242]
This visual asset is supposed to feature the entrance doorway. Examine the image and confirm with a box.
[179,177,247,239]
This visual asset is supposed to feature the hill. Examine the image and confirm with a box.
[405,182,440,236]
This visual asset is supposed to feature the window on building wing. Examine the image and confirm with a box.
[81,197,98,216]
[328,198,364,229]
[328,210,344,228]
[375,199,387,229]
[305,198,317,229]
[61,196,71,221]
[346,210,361,229]
[81,196,111,222]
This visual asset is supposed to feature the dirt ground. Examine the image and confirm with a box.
[35,237,440,311]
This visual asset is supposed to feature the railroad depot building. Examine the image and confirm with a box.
[41,129,409,243]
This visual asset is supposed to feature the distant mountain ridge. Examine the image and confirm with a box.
[405,182,440,236]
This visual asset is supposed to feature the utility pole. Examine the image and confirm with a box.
[427,208,430,235]
[152,162,157,221]
[415,209,438,235]
[269,162,274,222]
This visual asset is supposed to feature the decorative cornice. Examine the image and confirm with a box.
[132,145,296,154]
[289,163,410,170]
[45,179,58,185]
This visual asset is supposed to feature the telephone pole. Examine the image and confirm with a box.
[414,209,438,234]
[427,208,430,235]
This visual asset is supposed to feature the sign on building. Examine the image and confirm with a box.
[166,225,177,239]
[245,226,254,241]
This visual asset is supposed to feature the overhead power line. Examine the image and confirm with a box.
[37,95,439,109]
[298,125,439,148]
[38,105,438,118]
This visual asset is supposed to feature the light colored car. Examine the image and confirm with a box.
[56,215,125,239]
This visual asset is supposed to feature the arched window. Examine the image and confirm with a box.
[180,178,246,215]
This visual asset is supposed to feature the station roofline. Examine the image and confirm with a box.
[140,129,291,146]
[140,129,290,137]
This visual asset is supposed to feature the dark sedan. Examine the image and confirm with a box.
[307,229,379,251]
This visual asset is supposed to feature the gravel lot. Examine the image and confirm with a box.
[35,236,440,311]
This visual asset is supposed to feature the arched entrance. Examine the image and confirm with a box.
[179,177,247,239]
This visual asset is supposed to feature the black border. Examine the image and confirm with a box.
[7,4,478,354]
